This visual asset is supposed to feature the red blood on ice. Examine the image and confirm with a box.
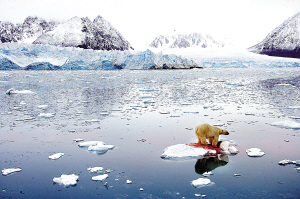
[187,143,223,154]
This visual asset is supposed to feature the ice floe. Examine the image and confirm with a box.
[246,148,265,157]
[53,174,79,187]
[87,167,104,173]
[126,179,132,184]
[191,178,214,188]
[161,144,214,160]
[73,138,84,142]
[271,120,300,129]
[87,143,115,152]
[92,174,108,181]
[38,113,55,118]
[6,88,35,95]
[37,105,48,109]
[161,141,238,160]
[48,153,65,160]
[278,159,300,166]
[2,168,22,176]
[78,141,105,147]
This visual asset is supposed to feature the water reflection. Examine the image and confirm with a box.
[195,155,229,175]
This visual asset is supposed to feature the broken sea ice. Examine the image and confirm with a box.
[87,143,115,152]
[2,168,22,176]
[87,167,104,173]
[48,153,65,160]
[246,148,265,157]
[53,174,79,187]
[38,113,55,118]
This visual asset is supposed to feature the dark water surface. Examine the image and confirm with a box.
[0,68,300,198]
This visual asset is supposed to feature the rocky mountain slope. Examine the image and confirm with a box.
[149,33,224,49]
[0,15,133,51]
[249,12,300,58]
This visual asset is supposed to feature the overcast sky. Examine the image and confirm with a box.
[0,0,300,50]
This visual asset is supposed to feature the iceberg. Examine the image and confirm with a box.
[37,105,49,109]
[2,168,22,176]
[92,174,108,181]
[53,174,79,187]
[48,153,64,160]
[246,148,265,157]
[126,179,132,184]
[191,178,214,188]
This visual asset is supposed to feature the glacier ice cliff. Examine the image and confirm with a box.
[0,43,198,70]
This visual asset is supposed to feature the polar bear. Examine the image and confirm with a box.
[195,123,229,147]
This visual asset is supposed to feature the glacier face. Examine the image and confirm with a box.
[0,15,133,51]
[149,33,224,49]
[0,43,198,70]
[249,12,300,58]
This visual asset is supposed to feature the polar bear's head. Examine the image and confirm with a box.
[219,128,229,135]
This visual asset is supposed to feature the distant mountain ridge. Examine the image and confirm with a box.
[0,15,133,51]
[249,12,300,58]
[149,33,224,49]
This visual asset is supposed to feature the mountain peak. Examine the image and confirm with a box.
[249,11,300,58]
[149,33,224,49]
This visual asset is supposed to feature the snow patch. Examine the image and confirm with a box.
[53,174,79,187]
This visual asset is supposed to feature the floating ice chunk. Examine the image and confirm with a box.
[278,159,293,165]
[159,110,170,114]
[202,171,213,177]
[139,188,144,191]
[6,88,35,95]
[287,106,300,109]
[87,167,103,173]
[246,148,265,157]
[126,179,132,184]
[87,143,115,151]
[92,174,108,181]
[279,159,300,166]
[53,174,79,187]
[37,105,48,109]
[220,141,239,155]
[2,168,22,176]
[20,101,26,105]
[271,120,300,129]
[78,141,105,147]
[49,153,64,160]
[191,178,214,188]
[85,119,100,123]
[38,113,55,118]
[73,138,84,142]
[161,144,214,160]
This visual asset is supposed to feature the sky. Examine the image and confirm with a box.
[0,0,300,50]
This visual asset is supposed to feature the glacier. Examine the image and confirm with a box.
[0,43,198,70]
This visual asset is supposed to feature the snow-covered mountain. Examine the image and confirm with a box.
[34,15,133,51]
[249,12,300,58]
[0,15,133,51]
[0,16,56,43]
[149,33,224,49]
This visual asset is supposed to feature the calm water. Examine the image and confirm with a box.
[0,68,300,198]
